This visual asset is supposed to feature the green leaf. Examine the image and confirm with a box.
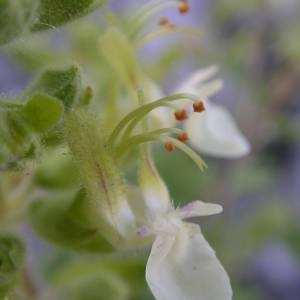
[0,234,25,298]
[29,189,114,253]
[0,0,107,46]
[54,263,130,300]
[0,0,35,46]
[25,65,82,109]
[51,257,150,300]
[34,148,80,189]
[31,0,107,31]
[21,93,64,133]
[0,110,35,169]
[0,65,85,169]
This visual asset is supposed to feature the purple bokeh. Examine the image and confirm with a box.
[0,55,30,97]
[245,242,300,300]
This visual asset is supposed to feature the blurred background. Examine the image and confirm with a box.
[0,0,300,299]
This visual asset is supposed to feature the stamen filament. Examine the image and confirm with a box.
[109,93,200,144]
[158,137,207,171]
[114,130,207,172]
[121,102,174,141]
[114,132,158,158]
[135,27,201,49]
[115,128,183,157]
[131,0,174,19]
[127,0,180,38]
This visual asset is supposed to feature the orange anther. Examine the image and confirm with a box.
[165,142,175,152]
[159,17,169,26]
[168,23,177,29]
[178,1,190,14]
[177,132,189,142]
[174,109,189,121]
[193,101,205,113]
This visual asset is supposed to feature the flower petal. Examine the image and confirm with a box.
[139,148,171,218]
[176,65,220,92]
[194,79,223,99]
[177,200,223,219]
[146,223,232,300]
[184,100,250,158]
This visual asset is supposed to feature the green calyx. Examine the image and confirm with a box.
[64,110,139,248]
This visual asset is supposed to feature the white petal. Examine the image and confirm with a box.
[176,65,220,92]
[108,198,137,237]
[139,149,171,219]
[195,80,223,99]
[174,80,224,112]
[177,200,223,219]
[184,100,251,158]
[146,223,232,300]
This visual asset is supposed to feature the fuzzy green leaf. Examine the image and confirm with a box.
[0,110,35,169]
[25,66,82,109]
[0,0,107,46]
[31,0,107,31]
[21,93,64,133]
[0,66,85,169]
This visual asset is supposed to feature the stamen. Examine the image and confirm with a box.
[177,132,189,142]
[158,18,177,30]
[114,130,206,172]
[165,142,175,152]
[174,109,189,121]
[158,17,169,26]
[167,23,177,29]
[114,128,182,158]
[127,0,181,38]
[159,137,207,171]
[109,93,199,144]
[178,0,190,14]
[193,101,205,112]
[135,27,201,49]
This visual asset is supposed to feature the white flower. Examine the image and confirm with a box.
[135,153,233,300]
[146,65,250,158]
[138,199,232,300]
